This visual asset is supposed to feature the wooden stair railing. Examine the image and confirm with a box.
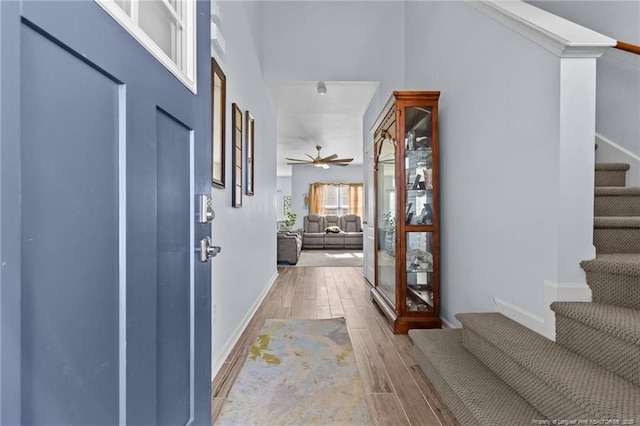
[615,41,640,55]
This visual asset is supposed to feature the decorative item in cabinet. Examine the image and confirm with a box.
[371,91,441,334]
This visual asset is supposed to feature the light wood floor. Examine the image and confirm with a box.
[211,266,459,426]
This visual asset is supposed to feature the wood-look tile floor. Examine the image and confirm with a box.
[211,266,459,426]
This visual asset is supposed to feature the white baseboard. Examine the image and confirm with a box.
[494,297,548,338]
[494,280,592,341]
[440,316,458,329]
[595,133,640,187]
[211,271,279,380]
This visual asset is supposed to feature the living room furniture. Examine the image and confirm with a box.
[339,214,363,249]
[323,215,343,248]
[371,91,441,333]
[300,214,364,249]
[301,215,326,249]
[277,231,302,264]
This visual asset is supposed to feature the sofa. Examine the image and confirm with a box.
[277,230,302,264]
[300,214,363,249]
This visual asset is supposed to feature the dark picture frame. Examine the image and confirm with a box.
[211,58,226,188]
[232,103,243,207]
[245,111,255,196]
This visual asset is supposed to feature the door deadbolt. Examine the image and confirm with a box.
[198,194,215,223]
[199,237,221,262]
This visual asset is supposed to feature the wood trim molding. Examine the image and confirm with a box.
[615,40,640,55]
[468,0,616,58]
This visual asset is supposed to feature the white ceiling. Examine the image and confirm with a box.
[266,81,379,176]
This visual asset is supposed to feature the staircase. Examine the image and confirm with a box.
[410,163,640,425]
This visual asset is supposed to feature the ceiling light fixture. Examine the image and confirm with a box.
[286,145,353,168]
[317,81,327,95]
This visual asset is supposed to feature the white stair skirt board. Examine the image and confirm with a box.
[211,271,279,379]
[494,298,547,339]
[440,316,457,329]
[596,133,640,188]
[494,280,592,341]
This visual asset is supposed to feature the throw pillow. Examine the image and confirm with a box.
[325,226,341,234]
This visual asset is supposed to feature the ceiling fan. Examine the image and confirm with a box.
[286,145,353,169]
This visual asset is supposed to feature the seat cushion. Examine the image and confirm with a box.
[343,232,363,248]
[323,233,344,248]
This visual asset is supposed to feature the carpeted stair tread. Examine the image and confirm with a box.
[593,218,640,253]
[551,302,640,345]
[595,163,631,171]
[552,302,640,386]
[595,163,630,187]
[581,254,640,309]
[581,253,640,276]
[457,312,640,420]
[595,187,640,196]
[409,328,542,425]
[594,188,640,216]
[594,216,640,228]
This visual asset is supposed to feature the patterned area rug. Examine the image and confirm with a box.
[216,318,371,425]
[293,250,364,267]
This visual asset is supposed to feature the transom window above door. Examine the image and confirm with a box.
[96,0,196,93]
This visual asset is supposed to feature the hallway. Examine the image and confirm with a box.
[211,267,458,425]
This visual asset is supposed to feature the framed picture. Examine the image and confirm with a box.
[211,58,226,188]
[245,111,255,196]
[283,196,291,215]
[232,103,243,207]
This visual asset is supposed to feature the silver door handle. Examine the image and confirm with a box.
[199,237,222,262]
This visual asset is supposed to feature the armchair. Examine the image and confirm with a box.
[339,214,363,249]
[277,231,302,264]
[302,215,326,249]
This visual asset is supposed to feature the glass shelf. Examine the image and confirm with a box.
[406,232,434,312]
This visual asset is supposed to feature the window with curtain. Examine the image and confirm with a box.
[308,183,363,218]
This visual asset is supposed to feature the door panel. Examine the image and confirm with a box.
[1,1,212,424]
[21,24,121,425]
[364,146,375,284]
[156,109,192,425]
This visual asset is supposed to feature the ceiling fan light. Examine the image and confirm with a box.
[322,164,330,169]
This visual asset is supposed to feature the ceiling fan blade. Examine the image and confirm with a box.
[287,162,312,165]
[285,157,310,162]
[306,153,316,161]
[320,154,338,162]
[324,158,353,163]
[332,163,350,167]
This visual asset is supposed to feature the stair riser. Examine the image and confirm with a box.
[555,315,639,387]
[460,328,591,419]
[594,228,640,253]
[413,347,478,425]
[585,271,640,310]
[595,170,627,187]
[594,196,640,216]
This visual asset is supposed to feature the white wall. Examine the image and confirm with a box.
[210,1,278,378]
[404,1,599,330]
[530,1,640,158]
[531,1,640,187]
[291,165,364,230]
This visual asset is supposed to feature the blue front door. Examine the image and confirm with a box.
[0,1,211,424]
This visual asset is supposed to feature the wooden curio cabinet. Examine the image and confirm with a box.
[371,91,441,334]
